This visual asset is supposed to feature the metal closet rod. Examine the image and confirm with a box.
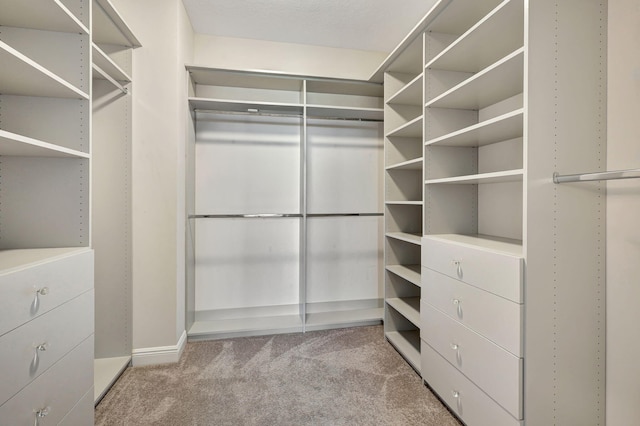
[190,213,383,219]
[553,168,640,184]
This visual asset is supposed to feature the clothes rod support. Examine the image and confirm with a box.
[553,168,640,184]
[190,214,303,219]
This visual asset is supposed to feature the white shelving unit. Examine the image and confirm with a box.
[90,0,140,405]
[0,0,94,424]
[377,0,607,424]
[186,68,384,340]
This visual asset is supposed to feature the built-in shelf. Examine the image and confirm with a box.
[189,97,304,115]
[92,43,132,83]
[425,109,523,147]
[0,130,90,158]
[306,105,383,121]
[92,64,128,94]
[425,169,524,185]
[385,201,423,206]
[0,41,89,100]
[426,0,524,73]
[386,232,422,245]
[387,74,423,106]
[94,356,130,404]
[386,116,423,138]
[426,48,524,110]
[385,330,421,372]
[386,158,423,171]
[305,308,383,331]
[188,316,304,341]
[0,247,90,272]
[424,233,523,257]
[386,264,421,286]
[387,298,420,327]
[0,0,89,34]
[93,0,141,47]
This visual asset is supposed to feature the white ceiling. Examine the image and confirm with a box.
[182,0,437,53]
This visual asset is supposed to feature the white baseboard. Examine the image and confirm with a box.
[131,330,187,367]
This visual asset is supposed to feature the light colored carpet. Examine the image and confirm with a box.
[95,325,461,425]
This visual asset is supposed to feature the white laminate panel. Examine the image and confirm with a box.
[421,302,522,418]
[421,342,521,426]
[0,290,94,406]
[422,235,523,302]
[0,250,94,336]
[0,335,93,425]
[422,268,522,356]
[59,387,94,426]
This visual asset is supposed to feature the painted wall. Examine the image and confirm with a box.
[606,0,640,424]
[193,34,387,81]
[109,0,193,359]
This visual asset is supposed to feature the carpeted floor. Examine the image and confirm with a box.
[95,325,461,425]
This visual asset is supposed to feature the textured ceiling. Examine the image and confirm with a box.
[182,0,438,52]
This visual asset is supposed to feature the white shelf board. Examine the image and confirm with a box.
[306,79,383,97]
[92,43,131,83]
[305,308,383,331]
[385,232,422,245]
[0,41,89,99]
[385,330,421,372]
[425,109,524,147]
[188,66,304,92]
[0,247,91,273]
[423,233,523,257]
[94,356,130,404]
[188,315,304,340]
[385,201,423,206]
[387,298,420,327]
[425,169,524,185]
[306,104,383,121]
[426,0,524,73]
[0,130,90,158]
[386,264,421,286]
[386,116,423,138]
[93,0,141,47]
[0,0,89,34]
[426,48,524,110]
[189,97,304,115]
[386,157,423,171]
[92,64,127,94]
[386,74,423,106]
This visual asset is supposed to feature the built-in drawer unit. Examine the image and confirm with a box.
[421,302,522,418]
[422,268,522,356]
[0,290,94,406]
[421,343,522,426]
[0,335,94,425]
[0,249,94,336]
[422,235,523,303]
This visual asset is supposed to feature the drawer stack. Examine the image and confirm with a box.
[420,235,523,426]
[0,249,94,425]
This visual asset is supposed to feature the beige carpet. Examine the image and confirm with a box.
[95,325,461,425]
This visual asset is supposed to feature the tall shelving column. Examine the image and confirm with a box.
[378,35,425,372]
[0,0,95,423]
[91,0,141,404]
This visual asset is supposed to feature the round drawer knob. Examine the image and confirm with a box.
[36,287,49,296]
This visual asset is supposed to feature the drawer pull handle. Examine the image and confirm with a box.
[31,343,49,373]
[452,260,463,278]
[452,299,463,317]
[36,343,48,352]
[452,390,460,399]
[34,406,50,426]
[32,287,49,314]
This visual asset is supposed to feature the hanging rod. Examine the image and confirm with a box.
[190,214,303,219]
[553,168,640,184]
[194,109,303,119]
[306,116,384,123]
[307,213,383,217]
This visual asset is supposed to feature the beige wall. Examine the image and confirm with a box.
[193,34,387,80]
[606,0,640,424]
[110,0,193,353]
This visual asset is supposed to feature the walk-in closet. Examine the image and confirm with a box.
[1,0,639,425]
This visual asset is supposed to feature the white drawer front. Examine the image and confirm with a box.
[0,290,94,406]
[422,268,522,356]
[422,236,522,303]
[421,302,522,419]
[0,249,94,336]
[59,387,94,426]
[0,335,93,426]
[421,342,522,426]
